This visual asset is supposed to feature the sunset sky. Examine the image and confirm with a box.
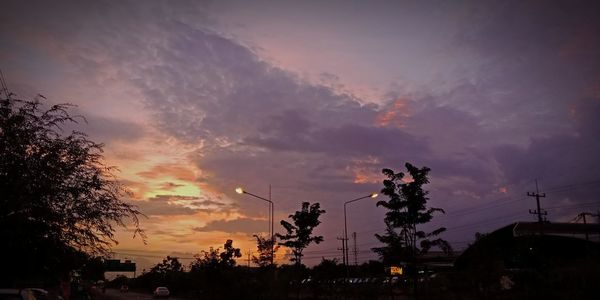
[2,0,600,270]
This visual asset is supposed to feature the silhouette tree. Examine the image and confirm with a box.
[139,256,185,295]
[277,202,325,266]
[311,258,343,280]
[219,239,242,267]
[0,96,144,282]
[373,163,451,267]
[191,247,221,271]
[252,234,280,267]
[186,240,242,299]
[190,239,242,270]
[150,256,184,274]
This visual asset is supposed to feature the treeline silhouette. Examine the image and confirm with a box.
[110,253,387,299]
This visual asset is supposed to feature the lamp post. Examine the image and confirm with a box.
[235,186,274,265]
[343,193,378,271]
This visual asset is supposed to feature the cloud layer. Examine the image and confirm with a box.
[2,0,600,262]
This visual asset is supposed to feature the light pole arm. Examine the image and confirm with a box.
[243,191,273,205]
[343,195,373,245]
[344,195,372,206]
[240,189,275,265]
[242,191,273,238]
[343,194,377,273]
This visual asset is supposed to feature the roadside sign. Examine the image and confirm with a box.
[105,259,136,272]
[390,266,403,275]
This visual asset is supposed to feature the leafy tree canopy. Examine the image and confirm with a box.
[220,239,242,267]
[311,258,343,280]
[277,202,325,266]
[252,234,280,268]
[0,96,144,281]
[190,239,242,271]
[150,256,184,274]
[373,163,451,266]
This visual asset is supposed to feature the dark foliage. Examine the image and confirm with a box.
[151,256,184,274]
[190,239,242,271]
[79,256,106,281]
[220,239,243,267]
[277,202,326,266]
[373,163,451,266]
[311,258,343,280]
[252,234,280,267]
[0,96,144,283]
[135,240,279,299]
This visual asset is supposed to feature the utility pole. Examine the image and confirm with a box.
[527,180,547,224]
[344,203,349,268]
[577,212,600,241]
[269,184,274,266]
[582,213,589,241]
[337,236,347,266]
[246,250,252,267]
[352,232,358,266]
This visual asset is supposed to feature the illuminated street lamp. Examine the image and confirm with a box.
[235,186,274,265]
[343,193,378,268]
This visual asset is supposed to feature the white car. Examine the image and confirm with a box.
[153,287,170,298]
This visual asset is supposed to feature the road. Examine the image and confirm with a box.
[96,289,186,300]
[96,288,413,300]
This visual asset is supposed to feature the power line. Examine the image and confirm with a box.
[345,179,600,239]
[190,200,595,260]
[113,198,593,261]
[443,196,526,217]
[111,251,197,260]
[0,68,10,99]
[544,179,600,193]
[545,201,600,210]
[303,211,531,256]
[113,179,600,263]
[329,179,599,253]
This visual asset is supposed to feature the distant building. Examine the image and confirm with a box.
[455,222,600,271]
[418,251,461,270]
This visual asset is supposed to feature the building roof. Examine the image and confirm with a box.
[454,221,600,270]
[513,222,600,241]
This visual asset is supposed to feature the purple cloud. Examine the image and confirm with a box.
[2,0,600,256]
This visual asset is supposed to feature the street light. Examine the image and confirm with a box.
[343,193,378,269]
[235,186,274,265]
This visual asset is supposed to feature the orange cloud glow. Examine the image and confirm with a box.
[376,98,411,128]
[137,164,198,182]
[348,156,381,184]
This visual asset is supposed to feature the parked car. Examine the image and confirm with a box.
[383,276,400,284]
[153,287,170,298]
[0,289,36,300]
[120,285,129,293]
[29,288,48,300]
